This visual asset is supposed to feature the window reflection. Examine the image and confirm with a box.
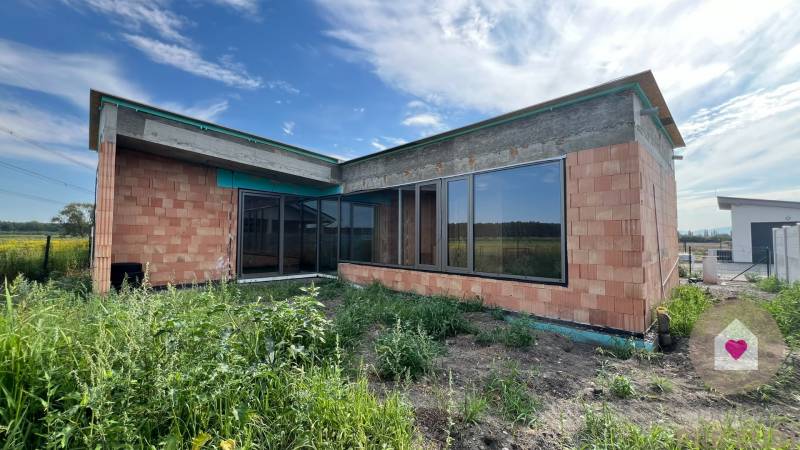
[447,179,468,268]
[473,162,562,279]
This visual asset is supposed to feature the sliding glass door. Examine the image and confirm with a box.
[240,192,281,277]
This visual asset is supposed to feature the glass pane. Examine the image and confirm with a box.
[419,183,438,266]
[282,196,302,274]
[241,194,280,275]
[301,199,318,272]
[352,204,374,262]
[319,199,339,273]
[342,189,399,264]
[447,179,468,267]
[340,201,352,261]
[473,162,563,279]
[401,186,415,266]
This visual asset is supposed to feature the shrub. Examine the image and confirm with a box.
[489,307,506,321]
[649,375,674,394]
[678,264,688,278]
[501,318,536,348]
[461,391,489,425]
[744,272,762,283]
[458,297,484,312]
[764,282,800,348]
[609,375,636,399]
[375,320,440,380]
[484,364,540,425]
[665,285,713,336]
[332,283,473,346]
[758,276,785,293]
[474,328,500,346]
[0,279,414,449]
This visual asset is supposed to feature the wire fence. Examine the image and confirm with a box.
[680,245,773,282]
[0,235,90,281]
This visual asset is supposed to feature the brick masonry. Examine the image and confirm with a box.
[111,149,238,286]
[339,142,679,333]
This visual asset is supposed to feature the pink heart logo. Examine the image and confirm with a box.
[725,339,748,360]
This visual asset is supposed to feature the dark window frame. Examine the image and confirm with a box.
[337,157,567,285]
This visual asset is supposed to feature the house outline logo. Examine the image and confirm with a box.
[713,319,757,371]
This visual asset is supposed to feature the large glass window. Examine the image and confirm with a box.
[340,189,399,264]
[319,199,339,273]
[447,179,468,268]
[473,161,563,279]
[240,193,280,275]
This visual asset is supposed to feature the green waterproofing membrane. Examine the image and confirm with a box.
[99,97,339,164]
[505,315,655,351]
[217,168,342,196]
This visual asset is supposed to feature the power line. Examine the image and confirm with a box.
[0,159,94,194]
[0,187,71,206]
[0,125,95,170]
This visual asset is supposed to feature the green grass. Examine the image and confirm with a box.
[609,375,636,399]
[461,390,489,425]
[664,285,713,337]
[375,320,440,380]
[578,405,795,449]
[757,276,785,293]
[650,375,674,394]
[473,319,536,349]
[763,282,800,348]
[0,278,414,449]
[331,283,474,347]
[484,363,540,426]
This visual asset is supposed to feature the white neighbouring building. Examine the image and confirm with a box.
[717,197,800,263]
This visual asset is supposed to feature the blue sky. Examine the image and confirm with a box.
[1,0,799,231]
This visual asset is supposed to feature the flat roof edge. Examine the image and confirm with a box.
[341,71,683,166]
[88,90,339,164]
[718,196,800,210]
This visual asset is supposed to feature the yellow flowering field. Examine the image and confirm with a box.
[0,236,89,280]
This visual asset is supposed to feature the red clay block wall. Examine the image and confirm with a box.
[111,149,237,286]
[340,141,678,333]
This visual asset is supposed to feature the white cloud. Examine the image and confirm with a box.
[63,0,190,44]
[402,113,444,128]
[0,100,96,168]
[266,80,300,94]
[0,38,147,108]
[282,121,295,135]
[676,81,800,230]
[124,34,263,89]
[209,0,260,15]
[316,0,800,115]
[161,99,229,121]
[370,139,387,151]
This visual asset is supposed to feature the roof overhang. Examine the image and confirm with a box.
[718,196,800,211]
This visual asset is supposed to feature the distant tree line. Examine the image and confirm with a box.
[1,202,95,236]
[0,221,64,234]
[472,221,561,239]
[678,232,731,243]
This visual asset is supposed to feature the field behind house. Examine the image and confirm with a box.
[1,274,798,449]
[0,235,89,281]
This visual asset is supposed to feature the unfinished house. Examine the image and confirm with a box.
[89,71,684,334]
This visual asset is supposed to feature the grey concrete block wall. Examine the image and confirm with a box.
[339,90,658,193]
[115,108,340,185]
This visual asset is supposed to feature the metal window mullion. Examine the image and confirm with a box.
[415,184,420,267]
[397,189,402,266]
[467,174,474,273]
[560,159,567,283]
[278,195,284,275]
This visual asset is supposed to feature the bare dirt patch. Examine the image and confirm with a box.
[322,282,799,449]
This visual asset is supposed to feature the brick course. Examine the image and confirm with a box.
[339,141,679,334]
[111,149,237,286]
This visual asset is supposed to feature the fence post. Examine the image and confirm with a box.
[767,247,771,278]
[43,235,51,276]
[688,245,692,276]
